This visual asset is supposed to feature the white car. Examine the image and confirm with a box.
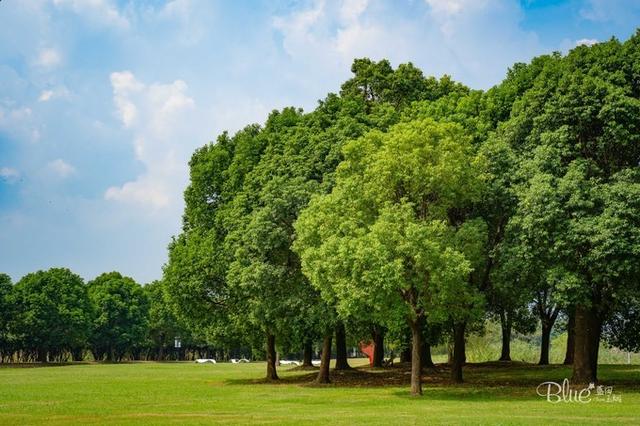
[230,358,250,363]
[279,360,301,366]
[195,358,217,364]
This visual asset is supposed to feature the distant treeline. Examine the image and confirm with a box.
[0,270,235,363]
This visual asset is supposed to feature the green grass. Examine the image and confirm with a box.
[1,360,639,425]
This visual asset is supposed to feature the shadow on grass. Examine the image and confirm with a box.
[223,362,640,393]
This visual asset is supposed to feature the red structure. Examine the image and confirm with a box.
[359,341,375,367]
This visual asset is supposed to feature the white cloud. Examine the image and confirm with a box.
[135,0,218,47]
[53,0,130,30]
[0,167,20,183]
[105,176,170,208]
[47,159,76,178]
[273,0,326,59]
[424,0,491,17]
[105,71,198,209]
[110,71,143,127]
[36,48,62,69]
[0,105,40,143]
[424,0,491,37]
[39,90,54,102]
[110,70,144,93]
[38,86,71,102]
[339,0,369,23]
[576,38,598,46]
[273,0,408,76]
[272,0,540,90]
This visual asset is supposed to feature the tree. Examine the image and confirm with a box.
[295,118,487,395]
[164,126,266,361]
[603,297,640,353]
[223,108,326,381]
[494,34,640,383]
[497,192,566,367]
[87,272,149,362]
[0,274,13,361]
[10,268,91,362]
[145,280,185,360]
[486,269,536,362]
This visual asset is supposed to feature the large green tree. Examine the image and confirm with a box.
[295,118,488,395]
[495,33,640,383]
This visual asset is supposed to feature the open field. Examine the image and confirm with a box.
[1,360,639,425]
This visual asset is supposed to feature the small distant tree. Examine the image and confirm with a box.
[87,272,149,362]
[10,268,91,362]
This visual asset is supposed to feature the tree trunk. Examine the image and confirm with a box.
[451,322,466,383]
[572,304,599,384]
[409,318,422,396]
[563,311,575,365]
[421,339,434,369]
[539,323,552,365]
[334,322,351,370]
[266,333,279,381]
[499,309,512,361]
[372,328,384,368]
[302,340,313,367]
[590,315,603,381]
[316,334,332,384]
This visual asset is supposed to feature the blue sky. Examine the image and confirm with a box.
[1,0,639,284]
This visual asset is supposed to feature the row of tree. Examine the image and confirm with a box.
[0,270,220,362]
[164,31,640,395]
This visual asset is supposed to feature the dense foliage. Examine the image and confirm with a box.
[164,33,640,394]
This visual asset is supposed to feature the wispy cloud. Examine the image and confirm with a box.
[53,0,130,30]
[0,167,20,183]
[35,47,62,69]
[0,105,40,143]
[38,86,71,102]
[47,159,76,178]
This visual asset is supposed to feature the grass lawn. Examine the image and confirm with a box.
[1,359,639,425]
